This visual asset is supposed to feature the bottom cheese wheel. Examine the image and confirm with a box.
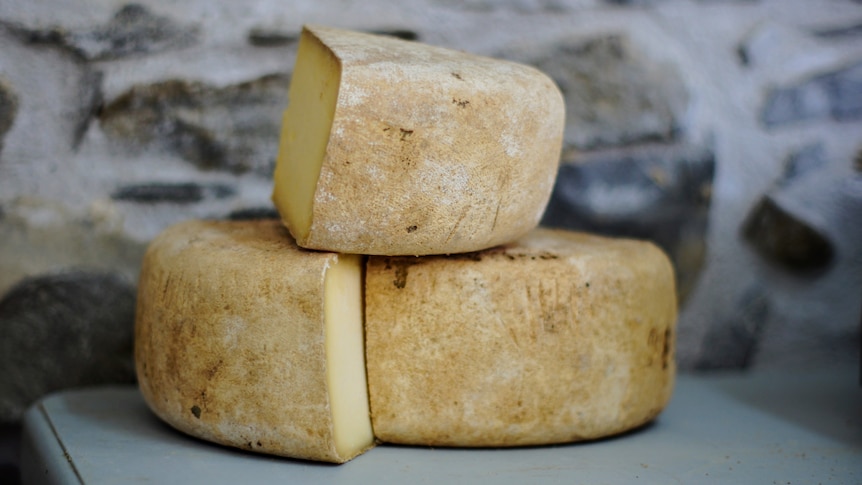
[134,220,373,463]
[365,228,677,447]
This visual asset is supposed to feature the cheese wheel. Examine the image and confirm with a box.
[365,228,677,447]
[272,25,565,256]
[134,220,373,463]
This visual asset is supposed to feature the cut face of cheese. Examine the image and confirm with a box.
[323,252,370,458]
[134,220,373,463]
[272,24,565,256]
[272,29,341,242]
[364,228,678,447]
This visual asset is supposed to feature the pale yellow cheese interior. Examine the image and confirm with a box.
[273,29,341,241]
[323,253,373,458]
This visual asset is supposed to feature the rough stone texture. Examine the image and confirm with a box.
[542,143,714,303]
[0,197,149,297]
[780,143,828,185]
[247,27,419,47]
[694,284,768,370]
[761,61,862,126]
[0,271,137,423]
[99,74,289,174]
[226,206,279,220]
[525,34,688,151]
[743,196,834,275]
[740,144,862,277]
[247,28,299,47]
[0,78,17,150]
[813,22,862,40]
[111,182,236,203]
[5,3,198,61]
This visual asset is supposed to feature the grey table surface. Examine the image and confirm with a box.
[20,367,862,485]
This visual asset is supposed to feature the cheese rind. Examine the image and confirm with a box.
[272,25,565,256]
[134,220,373,463]
[365,228,677,447]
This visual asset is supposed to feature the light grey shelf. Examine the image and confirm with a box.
[21,367,862,484]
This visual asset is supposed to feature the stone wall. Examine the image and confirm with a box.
[0,0,861,428]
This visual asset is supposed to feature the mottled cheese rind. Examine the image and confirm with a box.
[134,220,373,463]
[365,227,677,447]
[273,24,565,256]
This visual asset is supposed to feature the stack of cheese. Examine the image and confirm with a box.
[135,25,678,464]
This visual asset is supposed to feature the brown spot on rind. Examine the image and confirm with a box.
[191,405,201,418]
[406,225,418,233]
[662,328,672,370]
[394,264,409,289]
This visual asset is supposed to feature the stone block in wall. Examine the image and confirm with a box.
[694,284,769,370]
[0,77,17,152]
[741,144,859,276]
[3,4,198,61]
[99,74,289,175]
[743,196,834,275]
[0,24,103,153]
[0,271,136,423]
[111,182,236,204]
[541,143,714,303]
[525,34,689,151]
[761,61,862,126]
[0,197,148,298]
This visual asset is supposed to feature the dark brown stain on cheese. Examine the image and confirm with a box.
[662,328,672,370]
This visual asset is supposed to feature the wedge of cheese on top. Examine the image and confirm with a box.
[272,24,565,256]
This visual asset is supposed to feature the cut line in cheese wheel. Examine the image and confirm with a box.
[365,227,678,447]
[272,24,565,256]
[134,220,373,463]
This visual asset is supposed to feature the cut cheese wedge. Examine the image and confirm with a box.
[272,25,565,256]
[134,220,373,463]
[365,228,677,447]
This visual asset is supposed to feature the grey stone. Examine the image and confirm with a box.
[694,284,769,370]
[368,29,420,41]
[99,73,289,174]
[226,206,279,220]
[247,27,418,47]
[603,0,665,5]
[741,144,851,276]
[813,22,862,40]
[762,61,862,126]
[6,4,198,61]
[780,143,828,185]
[541,142,714,303]
[432,0,568,13]
[72,68,103,149]
[0,78,17,142]
[742,196,835,275]
[527,35,688,151]
[247,28,299,47]
[0,271,136,423]
[0,197,149,298]
[111,182,236,204]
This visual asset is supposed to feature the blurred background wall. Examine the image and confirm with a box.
[0,0,860,479]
